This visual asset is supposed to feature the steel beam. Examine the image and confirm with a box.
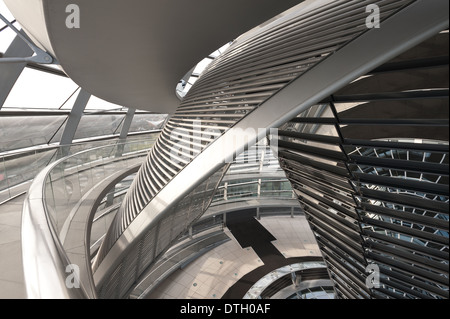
[0,32,33,109]
[118,108,136,141]
[59,89,91,146]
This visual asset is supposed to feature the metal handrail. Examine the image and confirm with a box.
[0,129,161,158]
[0,131,160,204]
[21,138,156,299]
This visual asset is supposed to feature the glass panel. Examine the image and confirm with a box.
[129,113,167,132]
[192,58,213,76]
[0,156,8,201]
[261,180,291,191]
[44,138,157,236]
[227,181,258,199]
[0,26,16,53]
[84,95,126,111]
[0,2,15,26]
[73,114,125,140]
[0,1,16,53]
[2,68,79,109]
[0,115,67,151]
[47,120,67,144]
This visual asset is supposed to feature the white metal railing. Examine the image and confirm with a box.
[0,131,160,204]
[21,137,158,299]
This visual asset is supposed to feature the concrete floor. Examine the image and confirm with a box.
[148,215,322,299]
[258,215,321,258]
[0,194,26,299]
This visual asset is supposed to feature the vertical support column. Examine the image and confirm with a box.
[257,179,261,199]
[259,148,265,173]
[223,182,228,201]
[119,108,135,140]
[0,32,33,109]
[116,108,135,157]
[59,89,91,155]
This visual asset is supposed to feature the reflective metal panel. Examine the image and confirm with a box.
[276,30,449,298]
[92,0,448,299]
[95,0,418,278]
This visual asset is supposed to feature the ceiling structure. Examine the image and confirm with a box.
[4,0,303,114]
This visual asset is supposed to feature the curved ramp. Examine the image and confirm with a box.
[92,0,449,299]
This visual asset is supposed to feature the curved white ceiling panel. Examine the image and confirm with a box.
[4,0,302,113]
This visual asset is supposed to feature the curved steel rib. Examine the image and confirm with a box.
[92,0,449,299]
